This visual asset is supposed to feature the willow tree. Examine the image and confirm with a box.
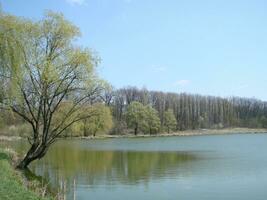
[0,11,101,169]
[83,104,113,137]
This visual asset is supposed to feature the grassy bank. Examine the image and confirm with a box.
[0,149,49,200]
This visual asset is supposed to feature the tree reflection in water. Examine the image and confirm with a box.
[30,142,199,191]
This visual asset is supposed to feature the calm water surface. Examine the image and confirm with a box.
[2,133,267,200]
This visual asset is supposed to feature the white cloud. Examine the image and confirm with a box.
[174,80,191,87]
[66,0,86,6]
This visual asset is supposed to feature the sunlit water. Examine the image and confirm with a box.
[1,133,267,200]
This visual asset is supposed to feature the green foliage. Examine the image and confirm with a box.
[163,109,177,133]
[144,106,161,134]
[0,10,104,168]
[126,102,161,135]
[51,103,113,137]
[83,104,113,136]
[126,101,147,135]
[0,10,100,117]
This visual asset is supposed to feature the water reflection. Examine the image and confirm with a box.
[0,139,199,189]
[2,135,267,200]
[31,142,198,188]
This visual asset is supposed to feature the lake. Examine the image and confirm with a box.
[1,133,267,200]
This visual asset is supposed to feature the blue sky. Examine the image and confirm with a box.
[1,0,267,100]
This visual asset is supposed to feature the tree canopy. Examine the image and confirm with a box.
[163,109,177,133]
[126,101,147,135]
[145,106,161,134]
[82,104,113,137]
[0,11,102,169]
[126,102,161,135]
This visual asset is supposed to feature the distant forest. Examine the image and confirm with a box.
[0,86,267,136]
[1,86,267,136]
[105,87,267,133]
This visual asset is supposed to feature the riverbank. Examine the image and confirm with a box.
[1,128,267,142]
[0,148,50,200]
[80,127,267,139]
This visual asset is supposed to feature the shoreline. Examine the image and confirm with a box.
[79,127,267,140]
[0,148,49,200]
[1,128,267,142]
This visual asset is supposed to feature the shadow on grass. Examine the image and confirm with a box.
[23,168,44,182]
[22,168,59,197]
[0,152,10,160]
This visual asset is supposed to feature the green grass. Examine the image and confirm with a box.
[0,149,47,200]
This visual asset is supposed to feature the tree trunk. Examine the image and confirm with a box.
[16,155,33,170]
[16,143,48,170]
[134,124,138,136]
[83,124,87,136]
[83,120,88,136]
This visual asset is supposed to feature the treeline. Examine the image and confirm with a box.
[1,86,267,136]
[104,87,267,134]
